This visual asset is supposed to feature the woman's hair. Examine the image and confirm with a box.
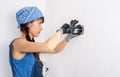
[20,23,35,42]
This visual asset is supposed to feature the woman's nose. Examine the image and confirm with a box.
[40,25,43,30]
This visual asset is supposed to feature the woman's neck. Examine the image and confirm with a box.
[20,32,33,40]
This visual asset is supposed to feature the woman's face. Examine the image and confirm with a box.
[28,18,43,37]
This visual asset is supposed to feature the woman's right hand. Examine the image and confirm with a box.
[57,19,79,34]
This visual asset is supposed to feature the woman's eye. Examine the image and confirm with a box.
[38,23,41,25]
[39,22,42,24]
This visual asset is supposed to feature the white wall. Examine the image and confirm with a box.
[1,0,120,77]
[0,0,45,77]
[45,0,120,77]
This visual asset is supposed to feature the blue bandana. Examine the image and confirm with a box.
[16,6,44,28]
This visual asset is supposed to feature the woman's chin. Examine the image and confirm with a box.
[34,35,39,37]
[33,33,40,37]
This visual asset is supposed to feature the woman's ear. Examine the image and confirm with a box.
[27,22,33,29]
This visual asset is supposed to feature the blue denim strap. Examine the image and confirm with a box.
[9,38,19,77]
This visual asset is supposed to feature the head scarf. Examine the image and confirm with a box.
[16,6,44,28]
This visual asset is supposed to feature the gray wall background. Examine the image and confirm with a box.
[45,0,120,77]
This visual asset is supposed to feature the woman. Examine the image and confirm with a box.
[9,6,83,77]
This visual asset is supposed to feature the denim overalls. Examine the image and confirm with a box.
[9,39,35,77]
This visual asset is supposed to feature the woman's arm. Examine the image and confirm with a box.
[52,39,68,53]
[13,31,67,53]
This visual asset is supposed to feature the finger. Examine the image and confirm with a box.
[76,25,84,35]
[80,25,84,35]
[70,20,74,25]
[76,24,82,29]
[63,23,69,27]
[72,20,79,27]
[70,19,78,27]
